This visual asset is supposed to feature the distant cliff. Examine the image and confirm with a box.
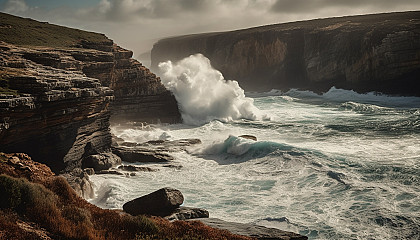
[152,11,420,96]
[0,12,180,173]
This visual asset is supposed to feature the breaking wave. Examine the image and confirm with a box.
[158,54,267,125]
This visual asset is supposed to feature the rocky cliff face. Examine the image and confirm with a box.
[19,43,181,124]
[152,11,420,96]
[0,13,181,173]
[0,40,180,172]
[0,42,114,173]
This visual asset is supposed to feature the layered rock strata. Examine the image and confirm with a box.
[0,43,113,173]
[152,11,420,96]
[0,14,181,173]
[0,38,181,173]
[17,43,181,123]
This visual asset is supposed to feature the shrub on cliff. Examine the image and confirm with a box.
[0,174,252,240]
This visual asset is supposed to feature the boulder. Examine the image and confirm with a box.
[192,218,308,240]
[165,207,209,221]
[82,152,121,171]
[123,187,184,216]
[118,165,158,172]
[113,147,174,163]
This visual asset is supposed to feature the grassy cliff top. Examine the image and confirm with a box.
[0,12,111,48]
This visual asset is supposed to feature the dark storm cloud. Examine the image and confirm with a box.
[271,0,420,13]
[86,0,229,21]
[3,0,420,62]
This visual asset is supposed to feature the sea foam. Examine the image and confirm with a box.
[158,54,265,125]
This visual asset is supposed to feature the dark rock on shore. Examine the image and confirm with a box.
[120,138,202,152]
[239,135,257,141]
[193,218,308,240]
[123,187,184,216]
[165,207,209,221]
[96,169,125,175]
[118,165,158,172]
[152,11,420,96]
[82,152,121,171]
[60,168,94,199]
[113,147,174,163]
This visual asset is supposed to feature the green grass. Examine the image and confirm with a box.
[0,12,110,48]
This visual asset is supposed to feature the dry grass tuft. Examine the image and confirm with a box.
[0,154,254,240]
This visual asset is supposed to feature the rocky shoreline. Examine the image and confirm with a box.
[0,12,307,239]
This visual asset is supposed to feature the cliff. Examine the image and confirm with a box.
[0,12,180,173]
[152,11,420,96]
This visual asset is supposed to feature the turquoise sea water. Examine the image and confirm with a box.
[90,88,420,239]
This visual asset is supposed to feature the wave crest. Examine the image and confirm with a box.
[159,54,266,125]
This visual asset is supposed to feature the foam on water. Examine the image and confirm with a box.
[158,54,268,125]
[91,87,420,239]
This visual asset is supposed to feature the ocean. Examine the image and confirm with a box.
[89,54,420,239]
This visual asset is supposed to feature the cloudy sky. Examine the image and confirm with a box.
[1,0,419,63]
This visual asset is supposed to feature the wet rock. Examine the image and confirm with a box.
[239,135,257,141]
[96,170,125,175]
[84,168,95,175]
[165,207,209,221]
[193,218,308,240]
[163,164,183,170]
[327,171,346,184]
[145,138,202,146]
[123,187,184,216]
[82,152,121,171]
[61,168,94,199]
[120,142,138,147]
[113,147,174,163]
[118,165,158,172]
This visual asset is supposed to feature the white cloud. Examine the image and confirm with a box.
[3,0,30,14]
[1,0,420,64]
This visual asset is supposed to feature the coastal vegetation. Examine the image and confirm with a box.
[0,153,252,240]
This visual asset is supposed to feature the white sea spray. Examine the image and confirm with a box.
[158,54,267,125]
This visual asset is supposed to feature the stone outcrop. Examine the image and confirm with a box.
[15,43,181,124]
[113,147,174,163]
[152,11,420,96]
[0,43,113,173]
[193,218,308,240]
[0,13,181,174]
[82,152,121,171]
[166,207,210,221]
[123,187,184,216]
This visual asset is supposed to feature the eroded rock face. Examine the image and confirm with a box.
[82,152,121,172]
[113,147,174,163]
[15,43,181,124]
[0,43,113,173]
[0,34,181,172]
[123,187,184,216]
[152,11,420,96]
